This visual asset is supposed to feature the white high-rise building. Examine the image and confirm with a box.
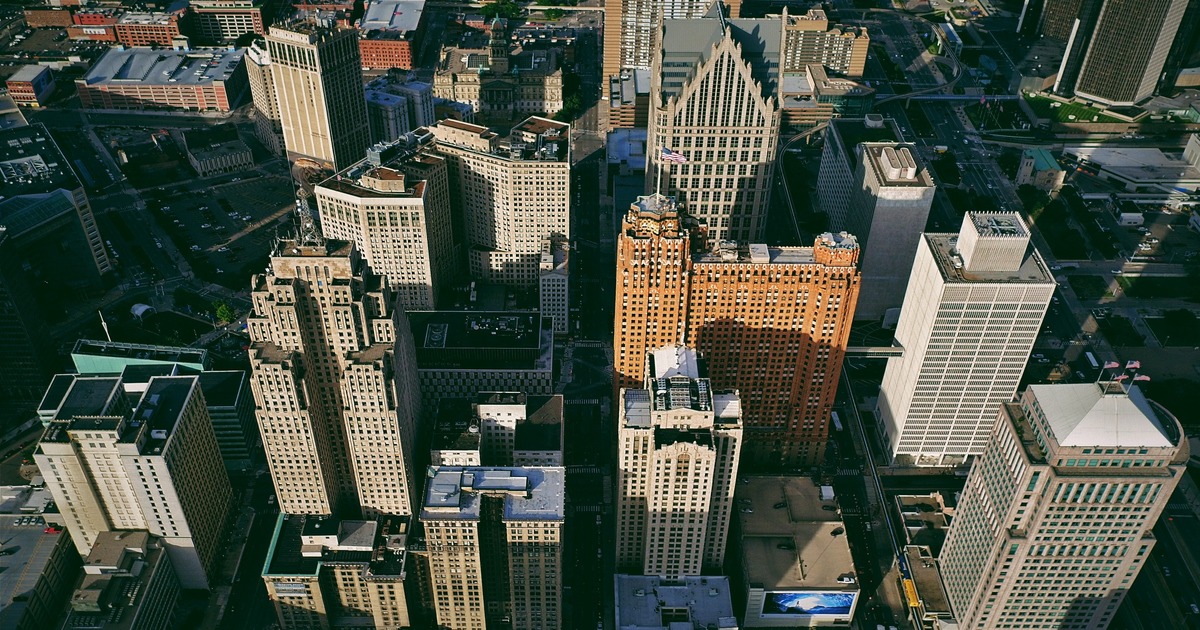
[616,346,742,577]
[245,38,284,155]
[428,117,571,287]
[845,143,935,321]
[602,0,740,80]
[646,6,781,244]
[315,139,457,311]
[940,381,1187,629]
[35,375,232,589]
[877,212,1054,467]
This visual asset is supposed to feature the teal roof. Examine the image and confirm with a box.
[1023,148,1062,172]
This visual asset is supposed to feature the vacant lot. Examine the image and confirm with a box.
[1145,311,1200,347]
[1117,277,1200,301]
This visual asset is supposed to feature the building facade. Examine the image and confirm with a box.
[616,346,742,577]
[262,515,412,629]
[76,46,247,112]
[601,0,740,81]
[538,238,570,336]
[247,238,422,518]
[315,141,456,311]
[877,213,1055,467]
[613,194,861,467]
[816,115,904,232]
[34,375,232,589]
[245,38,285,155]
[1067,0,1189,105]
[190,0,265,43]
[844,144,934,321]
[421,467,564,630]
[5,65,55,107]
[267,16,370,170]
[646,9,781,244]
[429,117,571,287]
[940,382,1188,629]
[780,8,869,77]
[113,12,185,46]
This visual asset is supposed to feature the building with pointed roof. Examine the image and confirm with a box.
[940,381,1188,629]
[645,4,781,245]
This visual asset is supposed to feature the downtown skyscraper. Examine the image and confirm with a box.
[940,381,1187,629]
[266,14,370,170]
[877,212,1054,467]
[613,193,860,467]
[616,345,742,577]
[246,226,422,518]
[645,3,781,245]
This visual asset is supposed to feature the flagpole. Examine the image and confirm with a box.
[656,157,662,196]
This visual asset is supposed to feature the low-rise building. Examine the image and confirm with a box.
[69,9,121,42]
[1065,135,1200,197]
[433,19,563,121]
[476,392,564,466]
[608,68,649,130]
[1016,147,1066,192]
[358,0,424,70]
[614,575,739,630]
[730,477,860,627]
[895,492,954,554]
[62,531,181,630]
[5,65,56,107]
[23,7,73,28]
[429,399,482,466]
[262,515,412,629]
[113,11,187,47]
[898,545,957,630]
[539,238,569,336]
[76,46,247,112]
[779,64,874,131]
[183,125,253,176]
[189,0,265,43]
[0,486,82,630]
[408,311,555,415]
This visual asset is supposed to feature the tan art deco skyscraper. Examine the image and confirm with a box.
[613,193,860,467]
[247,224,421,517]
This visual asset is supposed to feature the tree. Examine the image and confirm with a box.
[213,300,236,325]
[481,0,522,19]
[544,7,565,19]
[1016,184,1049,217]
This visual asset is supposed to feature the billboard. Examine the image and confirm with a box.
[761,591,858,617]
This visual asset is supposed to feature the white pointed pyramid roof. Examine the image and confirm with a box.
[1028,383,1173,448]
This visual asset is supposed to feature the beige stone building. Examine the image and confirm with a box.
[646,7,781,244]
[941,382,1189,629]
[267,16,370,170]
[247,237,422,518]
[433,21,563,122]
[421,467,565,630]
[616,346,742,577]
[428,117,571,288]
[35,375,232,590]
[263,515,413,629]
[780,8,869,77]
[315,140,457,311]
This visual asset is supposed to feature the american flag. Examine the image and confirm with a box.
[660,147,688,163]
[1133,375,1151,382]
[1102,361,1120,369]
[1126,360,1141,369]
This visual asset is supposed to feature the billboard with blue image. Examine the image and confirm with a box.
[761,591,858,617]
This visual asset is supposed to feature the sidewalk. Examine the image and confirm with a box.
[200,495,257,628]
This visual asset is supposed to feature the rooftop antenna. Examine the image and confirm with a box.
[294,189,324,247]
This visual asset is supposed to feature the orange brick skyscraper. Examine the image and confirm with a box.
[613,193,861,467]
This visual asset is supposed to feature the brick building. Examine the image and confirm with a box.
[76,46,246,112]
[113,11,187,47]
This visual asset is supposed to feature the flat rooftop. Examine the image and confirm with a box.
[0,123,82,198]
[829,116,903,172]
[410,311,543,352]
[421,467,563,522]
[863,144,932,187]
[197,370,245,407]
[123,376,196,454]
[359,0,424,33]
[516,395,563,452]
[264,514,409,577]
[9,65,48,83]
[53,376,123,423]
[906,546,951,614]
[0,502,69,625]
[925,233,1053,285]
[1066,145,1200,185]
[737,476,857,590]
[72,339,209,372]
[432,399,482,452]
[0,190,77,240]
[693,242,835,265]
[614,575,738,629]
[80,46,245,87]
